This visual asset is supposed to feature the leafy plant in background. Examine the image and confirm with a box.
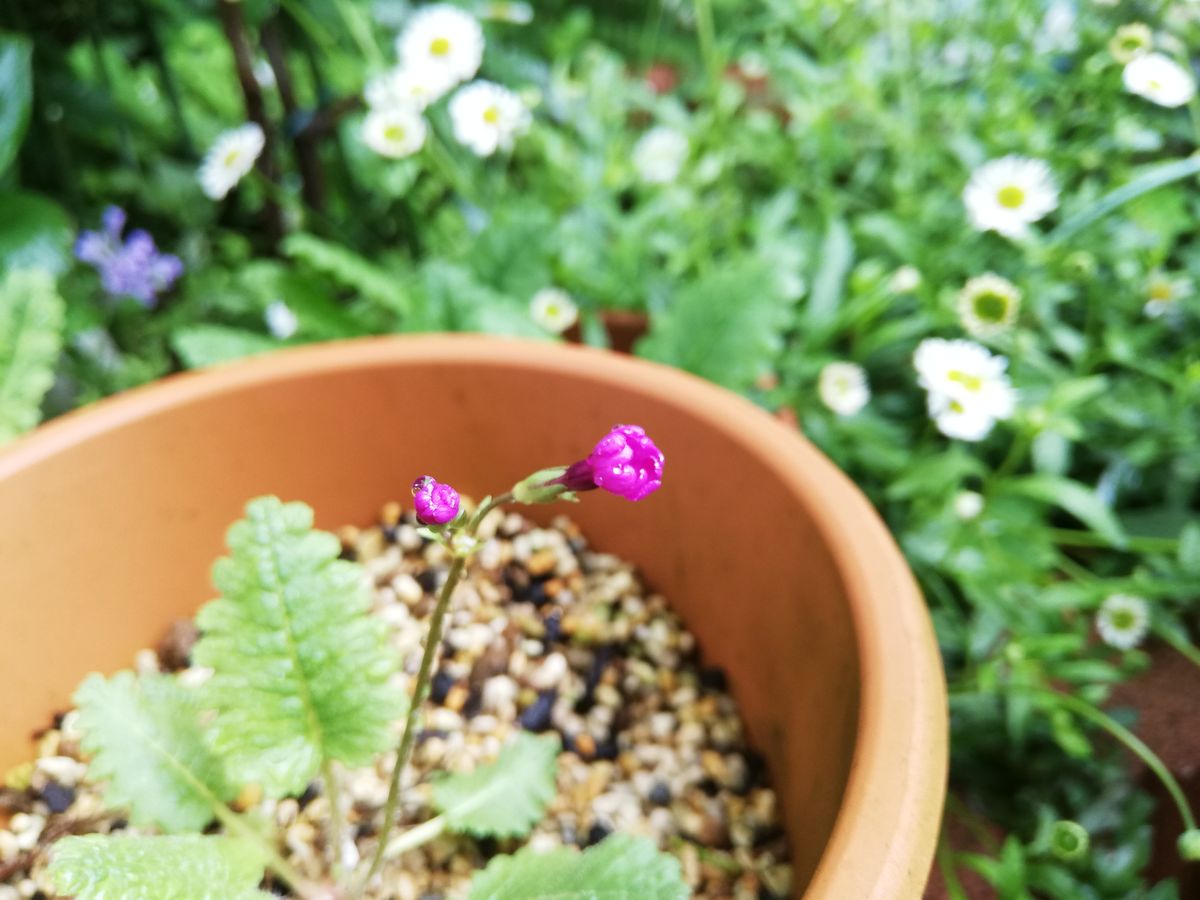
[2,0,1200,893]
[46,426,681,898]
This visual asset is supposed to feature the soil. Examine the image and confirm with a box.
[0,503,792,899]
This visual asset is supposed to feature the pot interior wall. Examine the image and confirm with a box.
[0,351,860,892]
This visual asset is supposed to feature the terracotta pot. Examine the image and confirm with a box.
[0,335,946,898]
[565,310,649,356]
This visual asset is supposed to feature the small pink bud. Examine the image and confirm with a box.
[412,476,460,525]
[553,425,664,501]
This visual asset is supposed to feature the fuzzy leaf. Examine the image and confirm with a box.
[74,671,235,832]
[469,834,689,900]
[171,324,280,369]
[49,834,270,900]
[282,232,410,314]
[433,733,559,838]
[193,496,401,797]
[636,258,791,392]
[0,34,32,178]
[0,191,74,276]
[0,268,64,442]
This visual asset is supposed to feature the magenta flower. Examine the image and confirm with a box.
[555,425,664,501]
[412,476,461,525]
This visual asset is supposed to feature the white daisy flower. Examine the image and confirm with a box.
[361,105,428,158]
[888,265,922,294]
[264,300,299,339]
[953,491,984,521]
[914,338,1016,442]
[1123,52,1196,108]
[1096,594,1150,650]
[198,123,265,200]
[818,362,870,417]
[957,273,1021,338]
[963,156,1059,240]
[449,80,530,156]
[397,4,484,87]
[632,126,689,185]
[529,287,578,333]
[365,64,456,112]
[1109,22,1153,64]
[1143,270,1193,318]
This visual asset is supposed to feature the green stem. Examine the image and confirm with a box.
[211,797,315,897]
[321,758,346,879]
[936,838,969,900]
[1157,627,1200,670]
[358,553,467,888]
[1048,528,1177,554]
[381,814,447,859]
[331,0,385,70]
[1001,686,1197,832]
[692,0,719,88]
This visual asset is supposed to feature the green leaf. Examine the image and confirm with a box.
[193,497,401,797]
[433,733,559,838]
[1050,156,1200,243]
[469,834,689,900]
[1179,522,1200,575]
[636,258,791,392]
[0,34,32,177]
[74,671,235,832]
[171,324,280,369]
[0,268,65,443]
[807,216,853,329]
[0,192,74,276]
[282,232,410,314]
[49,834,270,900]
[1005,475,1127,549]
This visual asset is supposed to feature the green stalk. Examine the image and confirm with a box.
[379,814,447,859]
[692,0,719,89]
[1157,626,1200,671]
[321,758,346,879]
[1048,528,1177,554]
[355,493,511,890]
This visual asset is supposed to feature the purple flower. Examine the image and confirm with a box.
[412,476,461,525]
[74,205,183,307]
[556,425,664,501]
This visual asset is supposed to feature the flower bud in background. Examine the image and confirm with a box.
[1178,829,1200,861]
[412,476,461,525]
[1049,820,1089,862]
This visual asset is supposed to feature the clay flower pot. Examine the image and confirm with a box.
[0,335,946,897]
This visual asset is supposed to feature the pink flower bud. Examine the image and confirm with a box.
[412,475,460,525]
[567,425,664,501]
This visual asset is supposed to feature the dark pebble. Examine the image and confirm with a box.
[297,783,319,809]
[110,818,128,831]
[698,777,721,797]
[568,537,588,555]
[744,749,769,787]
[430,670,455,705]
[519,690,557,732]
[462,686,483,719]
[382,524,399,543]
[41,781,74,813]
[593,736,619,761]
[648,782,672,807]
[527,581,550,608]
[543,611,564,645]
[585,821,612,847]
[417,729,450,743]
[699,666,728,692]
[418,894,443,900]
[416,569,442,595]
[502,566,531,600]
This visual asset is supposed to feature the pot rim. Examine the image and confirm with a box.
[0,334,946,897]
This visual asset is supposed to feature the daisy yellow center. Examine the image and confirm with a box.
[483,106,501,124]
[430,36,451,56]
[948,399,966,413]
[973,292,1010,323]
[1110,609,1137,630]
[1148,79,1162,91]
[1149,281,1174,301]
[948,370,984,393]
[996,185,1025,209]
[223,149,242,167]
[544,303,560,317]
[383,124,406,142]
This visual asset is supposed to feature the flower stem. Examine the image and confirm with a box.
[211,800,316,897]
[692,0,719,89]
[382,814,447,859]
[358,553,467,888]
[1017,686,1197,832]
[321,758,346,879]
[1048,528,1177,554]
[1157,626,1200,670]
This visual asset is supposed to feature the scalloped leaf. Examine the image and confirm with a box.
[469,834,690,900]
[282,232,410,314]
[636,257,792,392]
[49,834,270,900]
[433,732,559,838]
[193,496,402,797]
[0,268,64,442]
[74,671,235,832]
